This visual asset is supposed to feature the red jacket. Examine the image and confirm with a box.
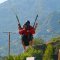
[19,26,35,36]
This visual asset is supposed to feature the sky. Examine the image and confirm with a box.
[0,0,7,4]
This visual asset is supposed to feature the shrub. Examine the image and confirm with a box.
[43,44,54,60]
[16,47,43,60]
[7,56,14,60]
[34,38,44,45]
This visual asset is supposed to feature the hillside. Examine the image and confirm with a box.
[37,12,60,41]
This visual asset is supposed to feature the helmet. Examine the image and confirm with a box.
[24,20,30,29]
[26,20,30,24]
[26,20,30,26]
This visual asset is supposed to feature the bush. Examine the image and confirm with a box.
[6,38,44,60]
[34,38,44,45]
[43,44,54,60]
[7,56,14,60]
[51,36,60,42]
[16,47,43,60]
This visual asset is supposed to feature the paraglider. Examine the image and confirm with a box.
[16,14,38,51]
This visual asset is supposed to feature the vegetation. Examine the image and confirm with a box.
[7,47,43,60]
[43,44,54,60]
[51,36,60,57]
[34,38,45,45]
[51,36,60,43]
[1,36,60,60]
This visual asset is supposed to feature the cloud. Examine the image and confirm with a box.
[0,0,7,4]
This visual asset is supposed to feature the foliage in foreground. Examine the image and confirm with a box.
[4,37,60,60]
[8,47,43,60]
[43,44,54,60]
[34,38,44,45]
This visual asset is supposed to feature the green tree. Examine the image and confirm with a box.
[34,38,44,45]
[51,36,60,55]
[51,36,60,42]
[43,44,54,60]
[7,56,14,60]
[17,47,43,60]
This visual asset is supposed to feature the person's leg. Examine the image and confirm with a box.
[22,40,27,51]
[29,34,34,46]
[21,35,30,51]
[21,35,27,51]
[22,43,29,52]
[29,40,34,46]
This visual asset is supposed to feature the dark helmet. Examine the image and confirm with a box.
[24,20,30,29]
[26,20,30,26]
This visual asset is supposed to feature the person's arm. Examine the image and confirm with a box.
[34,23,38,30]
[30,26,35,34]
[19,28,24,35]
[16,14,22,34]
[15,14,21,30]
[18,23,21,29]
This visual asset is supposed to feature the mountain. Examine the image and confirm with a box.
[0,0,38,32]
[37,11,60,41]
[0,0,60,32]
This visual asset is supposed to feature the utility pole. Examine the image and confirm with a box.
[8,32,10,57]
[3,32,11,58]
[3,32,17,58]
